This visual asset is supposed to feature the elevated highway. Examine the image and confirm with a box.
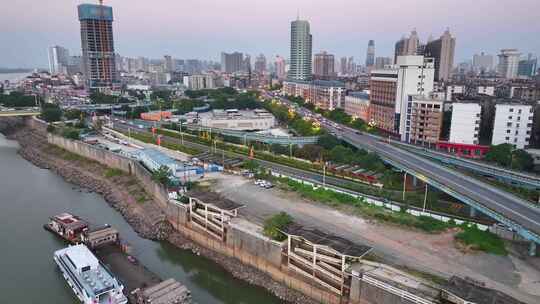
[270,93,540,253]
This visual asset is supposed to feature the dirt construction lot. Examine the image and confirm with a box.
[210,173,540,304]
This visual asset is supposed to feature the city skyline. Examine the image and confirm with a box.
[2,0,540,68]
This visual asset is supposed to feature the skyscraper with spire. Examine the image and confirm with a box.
[365,40,375,67]
[288,16,312,81]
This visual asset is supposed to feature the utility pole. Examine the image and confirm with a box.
[402,172,407,201]
[422,184,428,212]
[323,162,326,188]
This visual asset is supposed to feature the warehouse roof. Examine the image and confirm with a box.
[442,276,525,304]
[283,223,372,257]
[188,190,244,211]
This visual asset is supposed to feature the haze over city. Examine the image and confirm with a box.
[2,0,540,68]
[3,1,540,304]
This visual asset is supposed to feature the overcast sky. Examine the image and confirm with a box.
[1,0,539,68]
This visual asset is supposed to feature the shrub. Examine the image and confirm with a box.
[455,225,507,255]
[263,212,293,241]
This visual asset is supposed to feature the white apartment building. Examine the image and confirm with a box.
[449,103,481,145]
[183,75,217,90]
[368,55,435,138]
[395,56,435,141]
[477,86,495,96]
[344,92,370,122]
[445,85,465,101]
[492,104,533,149]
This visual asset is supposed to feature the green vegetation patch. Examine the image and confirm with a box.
[263,212,293,241]
[280,177,453,233]
[455,225,507,255]
[104,168,123,178]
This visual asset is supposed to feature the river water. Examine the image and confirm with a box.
[0,133,282,304]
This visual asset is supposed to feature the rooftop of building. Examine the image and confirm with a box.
[187,190,244,211]
[442,276,526,304]
[201,108,274,120]
[283,223,372,257]
[77,4,113,22]
[139,149,176,167]
[347,91,370,99]
[284,79,345,87]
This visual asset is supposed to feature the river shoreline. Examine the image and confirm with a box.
[0,118,316,304]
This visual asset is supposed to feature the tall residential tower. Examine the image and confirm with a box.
[424,29,456,82]
[78,2,118,91]
[48,45,70,75]
[288,18,312,81]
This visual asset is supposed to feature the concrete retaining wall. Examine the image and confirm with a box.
[43,127,436,304]
[47,133,169,208]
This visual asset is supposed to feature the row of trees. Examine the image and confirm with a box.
[485,143,534,171]
[0,92,40,107]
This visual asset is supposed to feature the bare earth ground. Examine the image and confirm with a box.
[211,173,540,304]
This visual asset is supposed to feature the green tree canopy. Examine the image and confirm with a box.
[263,212,293,241]
[40,104,63,122]
[151,165,173,187]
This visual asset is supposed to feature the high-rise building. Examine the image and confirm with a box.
[405,96,443,144]
[48,45,70,75]
[365,40,375,67]
[67,55,84,75]
[369,55,435,139]
[221,52,244,74]
[473,52,494,74]
[498,49,521,79]
[424,29,456,82]
[374,57,392,69]
[394,29,420,63]
[254,54,267,74]
[339,57,348,75]
[78,3,118,91]
[517,54,538,78]
[492,104,533,149]
[288,18,312,81]
[313,51,335,79]
[274,56,287,80]
[347,57,356,75]
[164,55,174,72]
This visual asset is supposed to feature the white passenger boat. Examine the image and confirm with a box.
[54,244,128,304]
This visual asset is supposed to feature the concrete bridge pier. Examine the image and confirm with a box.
[530,241,538,257]
[469,207,477,218]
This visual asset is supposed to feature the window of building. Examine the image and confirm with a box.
[507,122,512,127]
[509,108,514,112]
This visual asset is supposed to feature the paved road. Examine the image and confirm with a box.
[266,93,540,239]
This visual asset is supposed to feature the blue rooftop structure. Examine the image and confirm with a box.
[78,4,114,21]
[348,91,370,99]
